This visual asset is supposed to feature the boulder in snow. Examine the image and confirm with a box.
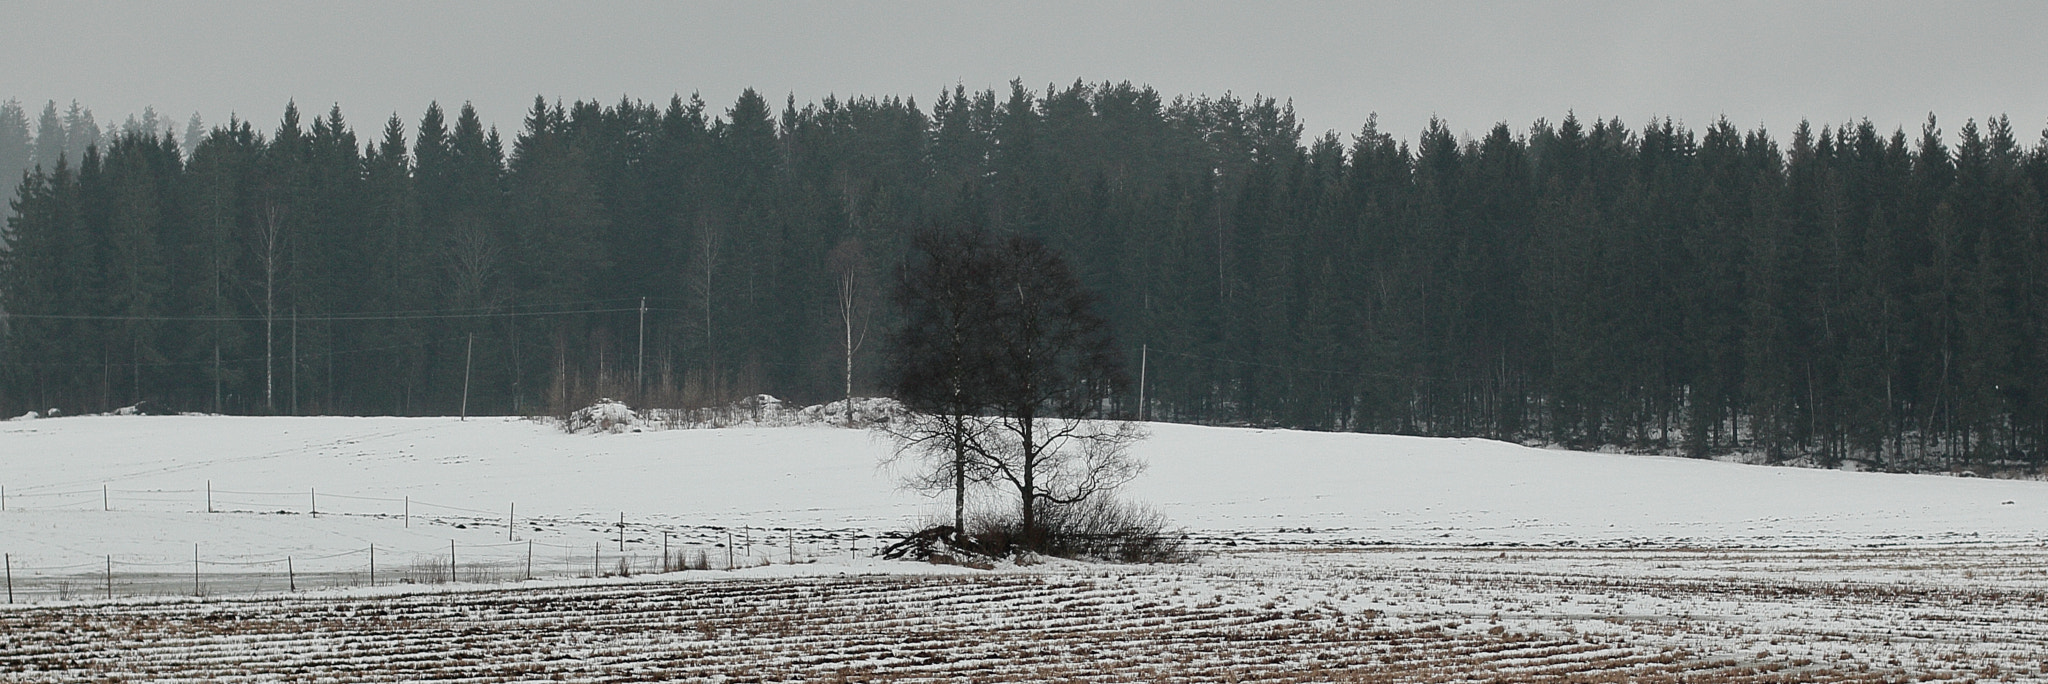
[567,399,640,434]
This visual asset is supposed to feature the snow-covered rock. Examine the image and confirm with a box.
[566,398,640,433]
[797,397,907,426]
[632,395,905,429]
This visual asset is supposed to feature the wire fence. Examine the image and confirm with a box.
[0,482,888,605]
[0,483,509,518]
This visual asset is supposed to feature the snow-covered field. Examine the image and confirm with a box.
[5,415,2042,563]
[3,547,2045,681]
[3,415,2047,681]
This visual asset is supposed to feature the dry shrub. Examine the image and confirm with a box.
[969,497,1191,563]
[405,555,451,584]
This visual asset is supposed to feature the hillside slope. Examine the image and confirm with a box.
[1,416,2042,573]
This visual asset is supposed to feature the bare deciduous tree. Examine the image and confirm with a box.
[829,236,873,425]
[883,229,998,533]
[979,235,1130,548]
[251,200,286,413]
[979,416,1146,539]
[882,229,1137,553]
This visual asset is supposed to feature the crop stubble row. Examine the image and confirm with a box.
[0,555,1970,683]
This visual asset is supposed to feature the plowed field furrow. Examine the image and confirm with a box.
[9,548,2044,681]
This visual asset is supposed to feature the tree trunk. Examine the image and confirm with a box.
[1019,409,1036,551]
[843,282,855,425]
[952,413,966,534]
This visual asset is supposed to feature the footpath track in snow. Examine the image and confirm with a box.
[5,546,2044,682]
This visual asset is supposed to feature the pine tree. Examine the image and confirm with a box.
[508,96,609,410]
[182,116,259,414]
[0,99,32,201]
[7,87,2048,469]
[95,131,176,407]
[61,101,99,165]
[362,112,427,414]
[32,101,65,171]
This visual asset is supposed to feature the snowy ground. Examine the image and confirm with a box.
[1,416,2041,569]
[3,547,2045,681]
[3,415,2047,680]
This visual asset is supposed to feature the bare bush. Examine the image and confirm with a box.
[969,496,1191,563]
[405,555,450,584]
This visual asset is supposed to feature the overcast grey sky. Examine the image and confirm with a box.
[8,1,2047,145]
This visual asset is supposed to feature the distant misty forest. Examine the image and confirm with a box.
[3,84,2047,471]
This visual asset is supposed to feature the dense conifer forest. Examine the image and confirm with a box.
[3,83,2047,471]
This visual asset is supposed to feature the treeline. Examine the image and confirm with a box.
[4,82,2048,471]
[0,99,194,185]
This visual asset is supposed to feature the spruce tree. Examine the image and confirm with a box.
[32,101,65,171]
[0,99,31,201]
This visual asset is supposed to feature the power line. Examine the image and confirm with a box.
[3,336,469,368]
[3,302,644,323]
[1148,346,1481,384]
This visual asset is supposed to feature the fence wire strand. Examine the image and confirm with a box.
[0,479,847,603]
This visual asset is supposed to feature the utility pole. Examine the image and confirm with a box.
[637,296,647,395]
[291,306,299,416]
[461,333,474,421]
[1138,344,1148,422]
[213,260,223,415]
[213,342,221,415]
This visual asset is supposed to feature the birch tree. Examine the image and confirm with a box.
[829,236,872,424]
